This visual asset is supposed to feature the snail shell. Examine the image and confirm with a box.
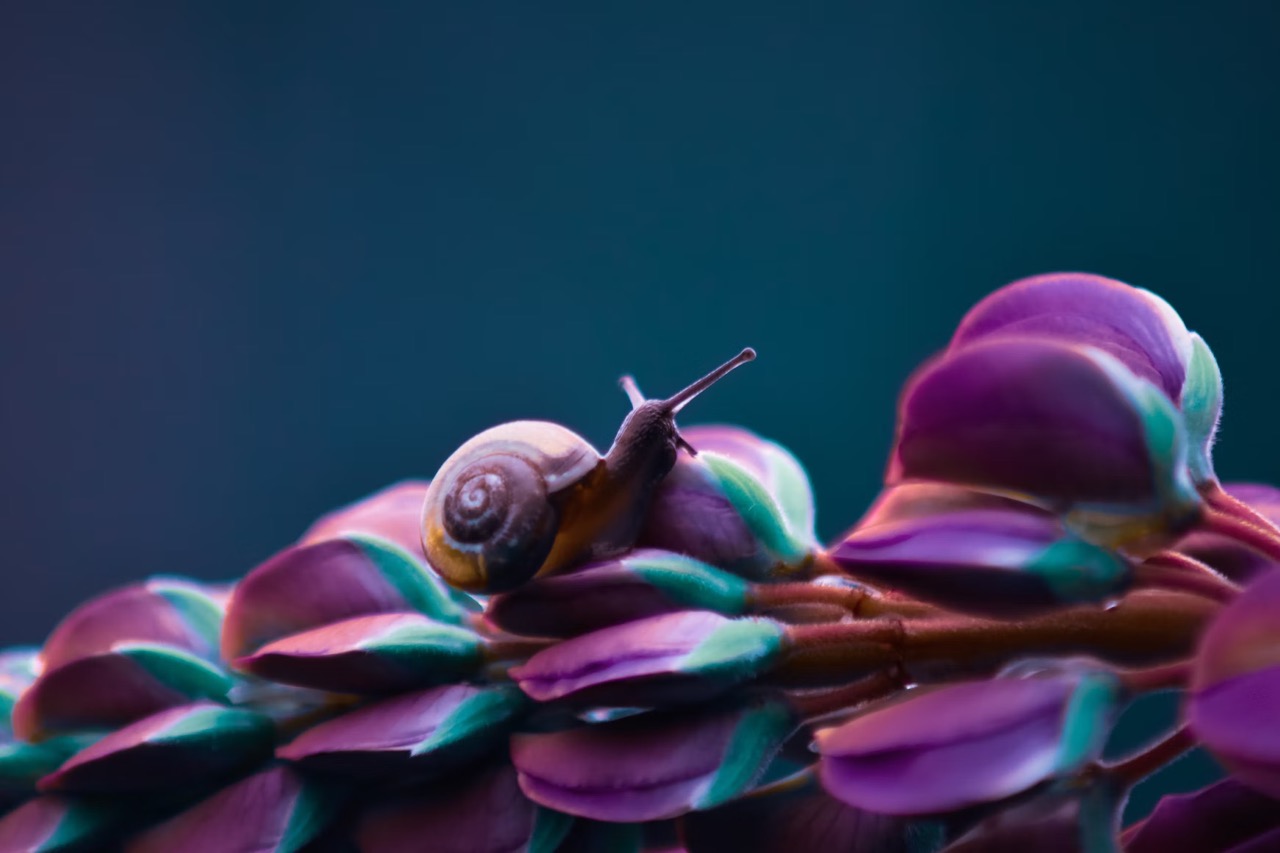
[422,421,603,592]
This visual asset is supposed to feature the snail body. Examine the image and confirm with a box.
[422,349,756,593]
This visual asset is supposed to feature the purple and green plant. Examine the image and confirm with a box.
[3,271,1279,851]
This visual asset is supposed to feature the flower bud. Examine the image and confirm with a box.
[512,611,785,708]
[833,500,1131,618]
[222,533,475,663]
[638,426,817,579]
[1188,568,1280,798]
[951,272,1221,484]
[39,703,273,795]
[512,698,795,821]
[487,549,752,638]
[890,337,1200,550]
[816,670,1119,815]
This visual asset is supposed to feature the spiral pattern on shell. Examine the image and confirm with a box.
[424,452,564,593]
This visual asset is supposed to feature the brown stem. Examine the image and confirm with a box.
[776,590,1217,685]
[1204,483,1280,536]
[1116,660,1193,694]
[1104,725,1197,788]
[750,581,942,619]
[1199,507,1280,563]
[786,669,905,719]
[1133,559,1238,603]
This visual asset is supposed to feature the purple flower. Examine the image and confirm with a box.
[816,671,1118,815]
[221,534,472,663]
[950,272,1222,484]
[234,612,484,694]
[1188,568,1280,798]
[637,425,817,579]
[278,683,525,779]
[0,796,118,852]
[831,502,1131,618]
[511,699,794,821]
[126,766,337,853]
[487,549,752,638]
[511,611,785,707]
[13,579,231,740]
[39,702,273,794]
[889,337,1200,550]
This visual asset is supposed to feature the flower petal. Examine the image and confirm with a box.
[1188,570,1280,799]
[13,646,233,741]
[638,426,817,579]
[511,611,785,707]
[125,765,339,853]
[278,684,525,779]
[0,796,120,852]
[42,578,224,669]
[487,550,751,638]
[234,613,484,694]
[511,699,795,821]
[222,535,473,663]
[831,506,1131,618]
[889,338,1199,549]
[816,672,1118,815]
[39,703,273,794]
[950,273,1193,401]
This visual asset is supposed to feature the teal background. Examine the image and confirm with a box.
[1,1,1273,821]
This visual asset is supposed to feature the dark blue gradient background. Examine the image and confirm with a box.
[2,2,1277,821]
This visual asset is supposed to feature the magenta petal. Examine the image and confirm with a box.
[355,763,572,853]
[234,613,483,694]
[42,579,222,669]
[39,703,273,794]
[126,766,335,853]
[637,425,816,579]
[832,505,1129,618]
[1123,778,1280,853]
[0,796,119,851]
[816,675,1110,815]
[277,684,525,779]
[891,339,1176,508]
[950,272,1192,402]
[511,700,794,821]
[12,653,210,741]
[222,535,465,662]
[1191,568,1280,692]
[1188,569,1280,797]
[511,611,784,707]
[1189,669,1280,799]
[300,480,431,559]
[854,482,1042,530]
[487,560,688,638]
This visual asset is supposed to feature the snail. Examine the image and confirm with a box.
[421,348,757,593]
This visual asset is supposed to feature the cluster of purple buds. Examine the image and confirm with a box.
[5,272,1280,852]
